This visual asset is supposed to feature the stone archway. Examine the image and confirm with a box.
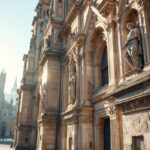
[89,27,108,90]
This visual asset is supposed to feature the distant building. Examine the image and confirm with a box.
[10,78,18,106]
[0,69,16,139]
[0,69,6,102]
[14,0,150,150]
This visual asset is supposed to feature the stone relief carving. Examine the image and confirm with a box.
[120,96,150,114]
[122,23,143,71]
[109,104,116,115]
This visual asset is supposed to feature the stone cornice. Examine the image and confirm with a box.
[38,112,57,124]
[39,49,64,66]
[18,123,35,129]
[91,71,150,103]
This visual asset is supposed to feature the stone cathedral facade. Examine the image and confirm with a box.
[14,0,150,150]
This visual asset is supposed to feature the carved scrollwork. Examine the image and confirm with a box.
[107,104,116,116]
[135,0,144,7]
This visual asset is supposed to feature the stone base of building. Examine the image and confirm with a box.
[15,146,35,150]
[37,114,57,150]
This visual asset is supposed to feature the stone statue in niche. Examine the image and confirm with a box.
[45,35,51,50]
[68,72,76,103]
[122,22,143,71]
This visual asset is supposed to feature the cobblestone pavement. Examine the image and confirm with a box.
[0,144,13,150]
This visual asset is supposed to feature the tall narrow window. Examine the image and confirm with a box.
[132,136,144,150]
[101,48,108,86]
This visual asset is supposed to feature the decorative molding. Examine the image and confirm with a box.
[118,96,150,114]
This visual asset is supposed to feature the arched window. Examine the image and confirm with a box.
[101,48,108,86]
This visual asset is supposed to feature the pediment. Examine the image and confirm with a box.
[83,5,108,34]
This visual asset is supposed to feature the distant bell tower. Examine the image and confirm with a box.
[0,69,6,101]
[10,77,18,105]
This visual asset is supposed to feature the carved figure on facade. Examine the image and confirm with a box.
[68,72,76,103]
[39,85,47,115]
[45,35,51,50]
[54,30,62,47]
[122,22,143,71]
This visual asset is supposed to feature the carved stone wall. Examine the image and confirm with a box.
[122,111,150,150]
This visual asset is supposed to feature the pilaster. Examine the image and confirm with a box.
[78,106,93,150]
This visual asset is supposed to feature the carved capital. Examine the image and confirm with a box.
[107,104,117,119]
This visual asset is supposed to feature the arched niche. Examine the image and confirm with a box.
[90,27,108,90]
[121,8,142,74]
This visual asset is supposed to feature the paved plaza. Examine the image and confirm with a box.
[0,144,12,150]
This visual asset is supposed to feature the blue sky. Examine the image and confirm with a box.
[0,0,38,93]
